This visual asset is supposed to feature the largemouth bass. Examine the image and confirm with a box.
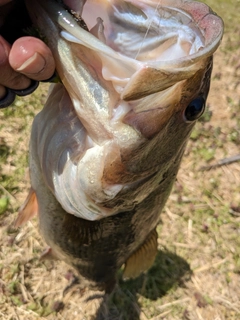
[17,0,223,308]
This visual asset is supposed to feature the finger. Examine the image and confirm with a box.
[9,37,55,81]
[0,36,31,90]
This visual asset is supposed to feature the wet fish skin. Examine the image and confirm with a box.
[20,0,224,293]
[30,65,212,291]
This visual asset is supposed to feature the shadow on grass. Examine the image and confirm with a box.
[96,249,191,320]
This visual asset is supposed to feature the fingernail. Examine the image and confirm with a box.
[16,52,46,74]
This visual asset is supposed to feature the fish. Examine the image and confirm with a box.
[16,0,223,315]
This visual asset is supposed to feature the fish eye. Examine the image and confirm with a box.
[184,97,205,122]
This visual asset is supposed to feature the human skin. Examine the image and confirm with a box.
[0,0,83,100]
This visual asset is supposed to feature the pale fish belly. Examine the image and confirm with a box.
[16,0,224,290]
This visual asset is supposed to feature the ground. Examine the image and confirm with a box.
[0,0,240,319]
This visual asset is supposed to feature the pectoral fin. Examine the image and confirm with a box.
[14,188,38,227]
[123,228,158,280]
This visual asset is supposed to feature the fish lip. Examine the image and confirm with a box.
[54,0,89,30]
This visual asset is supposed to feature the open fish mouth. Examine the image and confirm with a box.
[28,0,223,101]
[23,0,223,222]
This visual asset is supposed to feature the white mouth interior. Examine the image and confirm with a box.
[82,0,205,62]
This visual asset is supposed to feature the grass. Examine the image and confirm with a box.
[0,1,240,319]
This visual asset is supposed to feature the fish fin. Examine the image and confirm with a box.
[40,247,58,261]
[14,188,38,227]
[123,228,158,280]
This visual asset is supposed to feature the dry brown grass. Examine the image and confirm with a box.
[0,1,240,319]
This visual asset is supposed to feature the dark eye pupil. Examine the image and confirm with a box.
[184,97,205,122]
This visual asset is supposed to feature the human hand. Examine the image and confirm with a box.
[0,0,55,108]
